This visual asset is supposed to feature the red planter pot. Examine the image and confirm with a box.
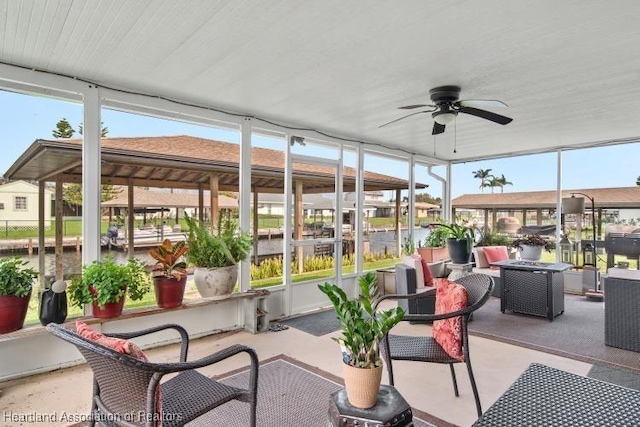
[0,291,32,334]
[154,275,187,308]
[89,286,126,319]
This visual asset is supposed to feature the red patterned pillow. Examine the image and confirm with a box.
[414,255,434,287]
[432,280,468,361]
[483,246,509,269]
[76,320,148,360]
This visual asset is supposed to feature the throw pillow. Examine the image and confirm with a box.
[412,254,434,287]
[76,320,147,360]
[483,246,509,269]
[432,280,468,361]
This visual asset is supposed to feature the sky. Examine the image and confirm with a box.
[1,90,638,199]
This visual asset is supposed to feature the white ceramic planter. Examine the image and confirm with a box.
[193,265,238,300]
[520,245,543,261]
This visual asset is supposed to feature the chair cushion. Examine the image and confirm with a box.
[473,247,490,269]
[432,280,468,361]
[76,320,148,360]
[483,246,509,269]
[403,256,425,289]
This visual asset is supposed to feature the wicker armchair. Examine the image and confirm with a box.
[46,323,258,427]
[374,273,493,417]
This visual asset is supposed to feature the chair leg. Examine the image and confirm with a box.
[250,399,257,427]
[449,363,459,397]
[465,360,482,418]
[382,335,395,386]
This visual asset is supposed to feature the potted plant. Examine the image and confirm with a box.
[0,257,38,334]
[417,225,449,262]
[511,234,554,261]
[150,239,188,308]
[427,222,476,264]
[318,272,404,409]
[184,213,253,300]
[68,256,150,318]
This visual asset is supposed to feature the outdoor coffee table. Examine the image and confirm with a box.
[328,385,413,427]
[474,363,640,426]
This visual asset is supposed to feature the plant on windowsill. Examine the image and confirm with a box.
[149,239,188,308]
[0,257,38,334]
[511,234,554,261]
[318,272,404,409]
[184,212,253,300]
[417,225,450,262]
[68,256,150,319]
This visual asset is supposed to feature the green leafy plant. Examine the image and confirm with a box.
[420,226,449,248]
[68,256,150,308]
[149,239,188,280]
[511,234,554,252]
[401,237,416,255]
[318,272,404,369]
[475,232,513,247]
[0,257,38,297]
[184,213,253,268]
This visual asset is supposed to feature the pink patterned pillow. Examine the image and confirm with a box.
[432,280,468,361]
[76,320,147,360]
[412,254,434,287]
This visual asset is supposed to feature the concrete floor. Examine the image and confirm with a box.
[0,318,591,427]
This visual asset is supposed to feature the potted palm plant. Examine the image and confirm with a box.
[184,213,253,300]
[68,256,150,318]
[318,272,404,409]
[427,222,476,264]
[0,257,38,334]
[511,234,554,261]
[150,239,188,308]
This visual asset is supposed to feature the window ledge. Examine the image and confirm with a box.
[0,290,269,343]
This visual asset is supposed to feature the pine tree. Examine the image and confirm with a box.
[52,118,75,138]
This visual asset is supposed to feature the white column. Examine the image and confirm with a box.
[444,162,452,222]
[556,150,563,263]
[283,133,293,316]
[408,154,415,240]
[38,181,45,289]
[354,144,364,277]
[239,118,252,292]
[82,84,101,265]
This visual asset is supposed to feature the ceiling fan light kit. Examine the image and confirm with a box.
[379,85,513,136]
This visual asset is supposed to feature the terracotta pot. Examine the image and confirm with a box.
[89,286,126,318]
[193,265,238,300]
[342,363,383,409]
[416,246,449,263]
[0,291,31,334]
[153,275,187,308]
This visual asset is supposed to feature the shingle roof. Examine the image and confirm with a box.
[452,187,640,209]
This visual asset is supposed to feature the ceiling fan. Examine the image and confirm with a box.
[380,85,513,135]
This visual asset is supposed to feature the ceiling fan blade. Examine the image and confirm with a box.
[398,104,435,110]
[459,106,513,125]
[379,110,431,128]
[432,122,445,135]
[457,99,508,108]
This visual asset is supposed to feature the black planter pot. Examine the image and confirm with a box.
[447,238,471,264]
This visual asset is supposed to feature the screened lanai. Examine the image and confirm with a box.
[2,2,640,424]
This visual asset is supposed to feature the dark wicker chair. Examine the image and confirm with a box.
[46,323,259,427]
[374,273,494,417]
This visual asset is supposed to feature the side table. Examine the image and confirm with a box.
[328,385,414,427]
[446,262,473,281]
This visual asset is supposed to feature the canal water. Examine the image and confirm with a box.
[4,228,430,278]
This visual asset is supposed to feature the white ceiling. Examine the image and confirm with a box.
[2,0,640,162]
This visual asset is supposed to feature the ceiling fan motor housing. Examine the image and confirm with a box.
[429,85,461,104]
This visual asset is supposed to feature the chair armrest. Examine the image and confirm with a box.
[105,324,190,362]
[373,289,436,309]
[154,344,259,377]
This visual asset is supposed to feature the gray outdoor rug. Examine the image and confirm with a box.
[282,309,341,336]
[190,355,449,427]
[468,295,640,373]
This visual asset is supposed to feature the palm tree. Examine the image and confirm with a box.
[495,174,513,193]
[636,175,640,186]
[486,177,500,194]
[472,169,493,193]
